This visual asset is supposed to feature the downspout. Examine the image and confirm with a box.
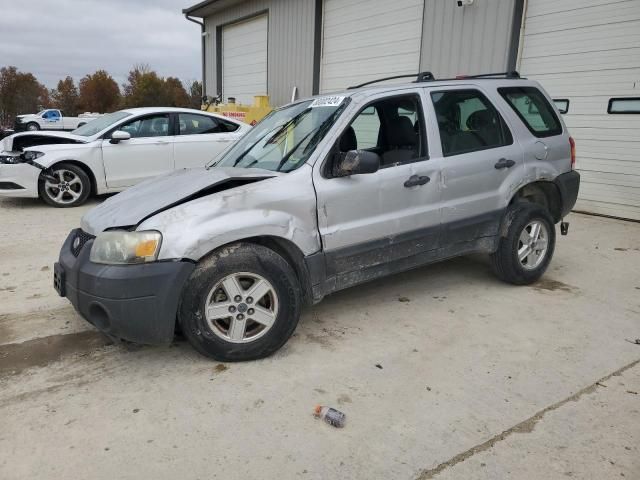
[185,15,207,98]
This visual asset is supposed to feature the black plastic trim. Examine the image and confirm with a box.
[0,182,24,190]
[553,170,580,218]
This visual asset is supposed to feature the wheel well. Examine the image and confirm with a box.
[209,236,315,306]
[46,160,97,196]
[510,181,562,223]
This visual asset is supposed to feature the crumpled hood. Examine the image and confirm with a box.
[81,167,279,235]
[2,131,89,152]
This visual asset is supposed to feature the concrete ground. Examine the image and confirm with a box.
[0,195,639,480]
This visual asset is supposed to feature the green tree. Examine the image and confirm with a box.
[122,65,194,108]
[51,76,79,116]
[0,66,50,126]
[78,70,120,113]
[163,77,190,107]
[187,80,203,109]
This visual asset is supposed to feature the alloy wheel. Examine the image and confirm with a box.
[204,272,279,343]
[44,169,84,205]
[517,220,549,270]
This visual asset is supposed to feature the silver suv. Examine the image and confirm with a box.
[54,72,580,361]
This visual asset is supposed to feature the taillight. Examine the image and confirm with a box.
[569,136,576,170]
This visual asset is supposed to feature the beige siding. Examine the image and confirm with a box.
[320,0,424,92]
[204,0,315,106]
[420,0,515,77]
[519,0,640,220]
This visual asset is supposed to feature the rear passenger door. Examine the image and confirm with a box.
[173,113,241,169]
[429,88,523,244]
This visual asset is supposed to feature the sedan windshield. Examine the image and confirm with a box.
[211,97,349,172]
[72,111,132,137]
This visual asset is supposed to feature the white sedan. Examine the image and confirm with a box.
[0,107,250,207]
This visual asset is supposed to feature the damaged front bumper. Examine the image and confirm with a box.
[54,229,195,345]
[0,162,40,197]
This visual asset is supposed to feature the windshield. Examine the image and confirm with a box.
[72,111,132,137]
[211,97,349,172]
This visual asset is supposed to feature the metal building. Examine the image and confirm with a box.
[183,0,640,221]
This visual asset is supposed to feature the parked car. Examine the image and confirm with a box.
[54,73,580,361]
[0,107,250,206]
[14,109,100,132]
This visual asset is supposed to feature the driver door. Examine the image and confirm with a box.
[102,113,174,188]
[313,91,442,290]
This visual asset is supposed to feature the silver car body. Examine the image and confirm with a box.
[82,79,572,270]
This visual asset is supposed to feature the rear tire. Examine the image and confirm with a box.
[490,203,556,285]
[38,162,91,207]
[179,243,302,361]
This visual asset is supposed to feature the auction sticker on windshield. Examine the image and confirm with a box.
[310,96,345,108]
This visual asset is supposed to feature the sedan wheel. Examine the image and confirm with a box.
[44,169,84,205]
[38,162,91,207]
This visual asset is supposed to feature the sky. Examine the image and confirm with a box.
[0,0,201,88]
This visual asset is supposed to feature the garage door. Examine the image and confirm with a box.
[222,14,268,105]
[320,0,423,93]
[518,0,640,220]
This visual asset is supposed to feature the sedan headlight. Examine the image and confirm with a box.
[90,230,162,265]
[0,154,21,164]
[21,151,45,161]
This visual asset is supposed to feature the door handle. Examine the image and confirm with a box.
[494,158,516,169]
[404,175,430,188]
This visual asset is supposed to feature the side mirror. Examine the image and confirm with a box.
[333,150,380,177]
[110,130,131,144]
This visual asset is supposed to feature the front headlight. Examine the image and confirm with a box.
[90,230,162,265]
[0,155,21,164]
[21,151,45,161]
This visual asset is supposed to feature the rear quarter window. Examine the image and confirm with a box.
[499,86,562,138]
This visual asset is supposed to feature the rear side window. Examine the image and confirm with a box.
[499,87,562,137]
[431,89,513,157]
[178,113,239,135]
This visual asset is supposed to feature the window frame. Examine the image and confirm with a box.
[177,112,221,136]
[430,88,514,158]
[325,92,429,177]
[498,86,563,138]
[103,113,172,140]
[607,97,640,114]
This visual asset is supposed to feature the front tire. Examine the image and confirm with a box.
[38,162,91,207]
[26,122,40,131]
[179,243,302,361]
[490,203,556,285]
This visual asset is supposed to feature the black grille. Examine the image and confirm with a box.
[70,229,95,257]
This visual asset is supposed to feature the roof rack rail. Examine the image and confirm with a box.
[346,70,521,89]
[347,72,435,89]
[452,71,521,79]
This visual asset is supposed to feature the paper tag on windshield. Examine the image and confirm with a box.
[310,96,345,108]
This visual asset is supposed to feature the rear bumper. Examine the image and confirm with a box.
[554,170,580,218]
[55,229,195,345]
